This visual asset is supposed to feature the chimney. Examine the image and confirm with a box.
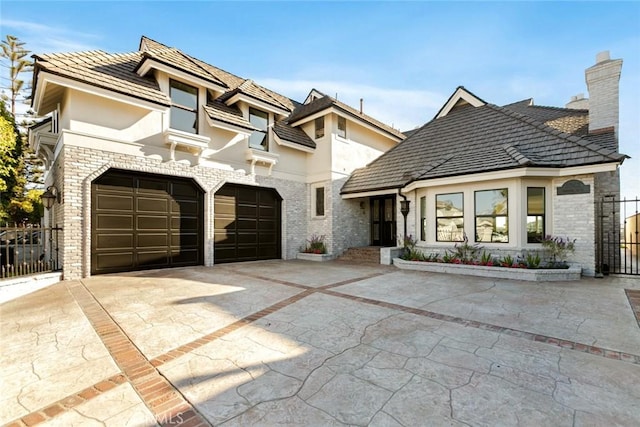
[585,50,623,140]
[565,93,589,110]
[359,98,363,114]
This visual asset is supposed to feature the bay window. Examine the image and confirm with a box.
[527,187,545,243]
[475,189,508,243]
[436,193,464,241]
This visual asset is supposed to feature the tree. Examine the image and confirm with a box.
[0,35,42,224]
[1,35,32,116]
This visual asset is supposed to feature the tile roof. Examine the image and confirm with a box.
[503,100,589,136]
[33,50,170,106]
[137,48,229,88]
[287,95,405,140]
[218,79,296,112]
[203,101,256,131]
[341,101,626,194]
[273,121,316,149]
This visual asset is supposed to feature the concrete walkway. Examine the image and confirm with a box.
[1,260,639,426]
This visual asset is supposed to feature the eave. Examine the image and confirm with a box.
[224,93,291,117]
[135,56,227,93]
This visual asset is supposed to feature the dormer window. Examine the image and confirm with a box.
[337,116,347,138]
[249,107,269,151]
[315,116,325,139]
[170,79,198,134]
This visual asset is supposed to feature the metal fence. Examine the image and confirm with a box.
[597,197,639,276]
[1,225,62,279]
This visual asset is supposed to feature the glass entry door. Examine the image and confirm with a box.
[370,196,396,246]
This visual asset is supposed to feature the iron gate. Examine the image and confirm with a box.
[597,197,639,275]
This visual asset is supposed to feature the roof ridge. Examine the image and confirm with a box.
[489,104,620,161]
[502,144,533,166]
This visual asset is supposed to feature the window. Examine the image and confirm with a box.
[315,186,325,217]
[249,108,269,151]
[475,189,508,243]
[170,80,198,134]
[420,196,426,241]
[337,116,347,138]
[436,193,464,241]
[527,187,545,243]
[315,116,325,139]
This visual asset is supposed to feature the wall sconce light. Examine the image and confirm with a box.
[41,185,60,210]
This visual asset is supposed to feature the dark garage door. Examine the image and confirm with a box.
[91,169,204,274]
[214,183,281,263]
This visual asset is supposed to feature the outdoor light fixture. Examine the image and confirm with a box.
[41,186,60,210]
[400,198,410,245]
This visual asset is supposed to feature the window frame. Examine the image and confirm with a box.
[169,79,199,134]
[315,116,325,139]
[474,188,509,243]
[526,187,545,243]
[337,116,347,139]
[249,107,269,151]
[313,184,325,218]
[436,192,465,242]
[420,196,427,241]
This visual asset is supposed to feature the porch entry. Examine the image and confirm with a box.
[370,196,396,246]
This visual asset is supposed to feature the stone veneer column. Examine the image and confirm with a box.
[552,175,596,276]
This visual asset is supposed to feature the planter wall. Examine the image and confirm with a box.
[393,258,581,281]
[297,253,335,262]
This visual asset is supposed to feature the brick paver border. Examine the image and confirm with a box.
[8,270,640,426]
[626,289,640,328]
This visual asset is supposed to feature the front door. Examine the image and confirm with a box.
[370,196,396,246]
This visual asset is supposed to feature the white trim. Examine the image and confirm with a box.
[164,129,210,163]
[33,71,168,113]
[401,164,620,193]
[224,93,290,116]
[289,106,403,142]
[436,87,486,119]
[136,58,227,93]
[204,113,254,136]
[342,188,399,199]
[273,133,315,153]
[245,148,279,175]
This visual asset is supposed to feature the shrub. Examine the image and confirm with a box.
[301,234,327,254]
[401,235,427,261]
[449,235,482,264]
[541,236,576,267]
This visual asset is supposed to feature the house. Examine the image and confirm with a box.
[28,36,403,279]
[342,51,626,276]
[29,36,626,279]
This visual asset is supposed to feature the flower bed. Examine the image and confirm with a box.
[297,252,334,262]
[393,258,581,281]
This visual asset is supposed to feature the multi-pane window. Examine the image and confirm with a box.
[315,116,325,139]
[420,196,426,241]
[527,187,545,243]
[475,189,508,243]
[436,193,464,241]
[249,108,269,150]
[170,80,198,134]
[337,116,347,138]
[315,186,325,217]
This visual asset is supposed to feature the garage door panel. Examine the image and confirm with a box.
[95,252,134,271]
[137,179,168,194]
[214,184,281,264]
[137,216,168,230]
[95,234,133,250]
[137,233,169,247]
[96,195,133,211]
[92,170,203,275]
[137,197,168,213]
[137,250,170,266]
[96,214,133,230]
[172,182,199,197]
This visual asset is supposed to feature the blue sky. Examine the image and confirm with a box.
[2,1,639,198]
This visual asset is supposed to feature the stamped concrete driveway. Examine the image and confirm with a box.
[1,260,639,426]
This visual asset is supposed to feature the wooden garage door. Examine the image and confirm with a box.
[214,184,282,263]
[91,170,204,274]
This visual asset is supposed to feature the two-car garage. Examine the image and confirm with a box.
[91,170,282,274]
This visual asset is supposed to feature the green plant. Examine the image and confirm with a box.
[541,235,576,267]
[522,251,541,269]
[442,252,457,263]
[449,235,482,264]
[480,250,494,266]
[301,234,327,254]
[401,235,427,261]
[499,254,515,267]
